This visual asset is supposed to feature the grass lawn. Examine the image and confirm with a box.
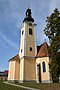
[0,80,60,90]
[0,80,26,90]
[18,82,60,90]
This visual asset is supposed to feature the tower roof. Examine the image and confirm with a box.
[23,8,34,22]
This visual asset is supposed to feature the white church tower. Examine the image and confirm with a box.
[19,8,37,82]
[8,8,50,83]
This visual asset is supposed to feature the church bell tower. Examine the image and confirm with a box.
[19,8,37,82]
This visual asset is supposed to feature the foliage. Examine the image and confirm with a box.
[44,8,60,41]
[44,8,60,82]
[49,36,60,82]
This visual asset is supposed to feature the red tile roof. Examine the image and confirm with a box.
[37,42,49,57]
[9,54,20,61]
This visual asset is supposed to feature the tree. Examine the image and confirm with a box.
[44,8,60,42]
[44,8,60,82]
[49,36,60,82]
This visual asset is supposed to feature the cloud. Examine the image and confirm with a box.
[0,32,19,51]
[0,0,21,27]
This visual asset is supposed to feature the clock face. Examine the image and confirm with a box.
[29,22,32,26]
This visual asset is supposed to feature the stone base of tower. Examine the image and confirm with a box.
[41,80,50,83]
[8,80,19,84]
[19,80,36,83]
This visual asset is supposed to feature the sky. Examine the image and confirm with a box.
[0,0,60,71]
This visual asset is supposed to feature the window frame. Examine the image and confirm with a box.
[42,61,46,72]
[21,49,23,53]
[29,47,32,51]
[22,30,24,35]
[29,28,32,35]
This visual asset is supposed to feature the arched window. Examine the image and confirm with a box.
[42,62,46,72]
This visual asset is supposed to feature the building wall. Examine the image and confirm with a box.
[19,24,25,58]
[24,57,36,81]
[19,22,37,59]
[15,60,20,80]
[19,58,24,81]
[8,61,15,80]
[36,57,50,83]
[25,23,36,57]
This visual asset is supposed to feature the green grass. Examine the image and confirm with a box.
[0,80,60,90]
[0,80,26,90]
[18,82,60,90]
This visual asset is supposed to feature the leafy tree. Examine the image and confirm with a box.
[44,8,60,42]
[44,8,60,82]
[49,36,60,82]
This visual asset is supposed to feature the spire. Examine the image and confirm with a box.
[23,8,34,22]
[26,8,31,18]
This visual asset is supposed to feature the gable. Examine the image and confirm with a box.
[9,54,20,62]
[37,42,49,57]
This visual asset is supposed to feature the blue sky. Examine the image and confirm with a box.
[0,0,60,71]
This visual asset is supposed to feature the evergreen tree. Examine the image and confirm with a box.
[44,8,60,82]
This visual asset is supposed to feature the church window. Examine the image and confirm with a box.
[22,30,24,35]
[42,62,46,72]
[29,28,32,35]
[21,49,22,53]
[30,47,32,51]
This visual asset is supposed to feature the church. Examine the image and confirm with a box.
[8,8,50,83]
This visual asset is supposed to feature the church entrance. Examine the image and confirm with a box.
[36,63,41,83]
